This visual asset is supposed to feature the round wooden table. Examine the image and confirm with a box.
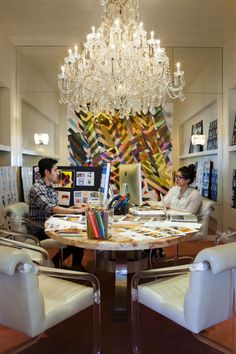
[45,215,196,320]
[45,219,194,250]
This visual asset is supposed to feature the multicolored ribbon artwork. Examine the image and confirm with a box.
[67,107,174,196]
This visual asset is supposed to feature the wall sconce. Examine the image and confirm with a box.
[34,133,49,145]
[191,134,206,145]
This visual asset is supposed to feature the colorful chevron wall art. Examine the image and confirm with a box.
[67,105,174,196]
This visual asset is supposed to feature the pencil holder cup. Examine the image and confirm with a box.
[86,206,113,240]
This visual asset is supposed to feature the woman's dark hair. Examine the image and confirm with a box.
[38,158,58,177]
[178,164,196,184]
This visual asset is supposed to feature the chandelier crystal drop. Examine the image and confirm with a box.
[58,0,185,118]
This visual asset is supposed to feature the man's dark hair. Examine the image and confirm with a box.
[38,158,58,177]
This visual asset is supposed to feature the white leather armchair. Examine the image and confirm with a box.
[1,202,66,267]
[0,235,51,266]
[190,197,215,241]
[132,242,236,354]
[0,245,101,354]
[159,197,215,265]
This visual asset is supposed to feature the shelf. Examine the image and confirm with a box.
[0,144,11,152]
[179,149,218,159]
[228,145,236,152]
[22,149,59,159]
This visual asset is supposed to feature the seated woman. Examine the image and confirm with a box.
[156,164,202,215]
[153,164,201,259]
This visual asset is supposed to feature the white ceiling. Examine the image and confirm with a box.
[1,0,234,91]
[0,0,235,47]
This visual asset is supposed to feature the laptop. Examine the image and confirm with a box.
[168,214,198,222]
[160,193,198,222]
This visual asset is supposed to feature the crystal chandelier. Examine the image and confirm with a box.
[58,0,185,118]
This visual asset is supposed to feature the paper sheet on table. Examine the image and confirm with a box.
[143,220,202,230]
[131,210,166,216]
[119,230,158,240]
[45,217,86,231]
[119,229,182,240]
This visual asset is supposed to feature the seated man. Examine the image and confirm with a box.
[28,158,86,269]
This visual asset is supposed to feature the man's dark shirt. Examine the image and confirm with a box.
[28,179,57,234]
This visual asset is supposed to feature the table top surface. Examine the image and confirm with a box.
[45,213,199,251]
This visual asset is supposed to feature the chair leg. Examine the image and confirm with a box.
[131,276,142,354]
[234,313,236,354]
[148,249,153,269]
[4,334,42,354]
[58,247,64,268]
[92,250,97,273]
[160,244,194,265]
[193,332,231,354]
[92,278,102,354]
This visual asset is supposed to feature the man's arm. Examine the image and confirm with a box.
[52,205,86,214]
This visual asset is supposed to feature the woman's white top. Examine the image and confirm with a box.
[162,186,202,215]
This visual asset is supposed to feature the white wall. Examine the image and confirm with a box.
[0,35,66,167]
[17,53,60,124]
[173,50,223,231]
[0,31,21,166]
[222,34,236,229]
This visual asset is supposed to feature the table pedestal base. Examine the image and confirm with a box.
[97,250,148,321]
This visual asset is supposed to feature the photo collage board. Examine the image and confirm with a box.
[33,165,104,206]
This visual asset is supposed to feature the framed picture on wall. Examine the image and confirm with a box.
[189,120,203,154]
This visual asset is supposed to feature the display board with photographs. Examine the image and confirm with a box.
[33,164,110,206]
[207,119,218,150]
[192,159,217,201]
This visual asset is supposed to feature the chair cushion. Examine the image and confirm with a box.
[138,274,189,329]
[39,275,94,330]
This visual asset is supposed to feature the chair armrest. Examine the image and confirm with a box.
[215,230,236,244]
[38,266,101,304]
[0,227,40,245]
[0,236,50,263]
[21,217,45,230]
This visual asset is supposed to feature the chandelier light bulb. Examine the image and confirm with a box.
[58,0,185,118]
[114,18,120,26]
[176,62,181,74]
